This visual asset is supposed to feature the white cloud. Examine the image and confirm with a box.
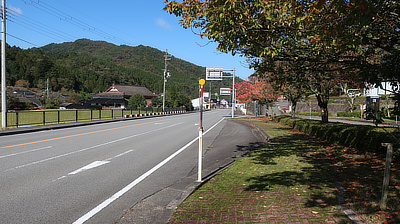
[8,5,23,15]
[155,18,172,30]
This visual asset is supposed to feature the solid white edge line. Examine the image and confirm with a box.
[72,117,225,224]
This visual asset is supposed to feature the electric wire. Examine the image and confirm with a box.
[52,0,134,45]
[16,0,132,45]
[7,8,76,41]
[6,33,39,47]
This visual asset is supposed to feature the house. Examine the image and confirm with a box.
[59,103,99,110]
[10,90,41,108]
[86,84,158,109]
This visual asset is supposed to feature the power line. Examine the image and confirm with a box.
[7,33,38,47]
[16,0,132,45]
[7,10,76,41]
[52,0,134,45]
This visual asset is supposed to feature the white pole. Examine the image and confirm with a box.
[198,128,203,182]
[231,69,235,118]
[1,0,6,129]
[198,80,205,182]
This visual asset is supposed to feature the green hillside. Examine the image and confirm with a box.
[6,39,239,99]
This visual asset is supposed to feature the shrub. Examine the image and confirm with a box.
[275,115,399,154]
[337,110,362,118]
[295,111,326,117]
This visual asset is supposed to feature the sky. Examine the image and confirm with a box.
[5,0,254,80]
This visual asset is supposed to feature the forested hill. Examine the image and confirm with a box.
[5,38,237,98]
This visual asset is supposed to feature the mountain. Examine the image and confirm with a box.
[18,38,237,98]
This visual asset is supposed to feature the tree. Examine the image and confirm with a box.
[259,61,310,118]
[7,94,21,110]
[67,92,85,104]
[236,79,277,104]
[128,94,146,109]
[14,79,30,89]
[164,0,386,122]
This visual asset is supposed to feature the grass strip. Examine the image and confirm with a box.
[169,119,348,223]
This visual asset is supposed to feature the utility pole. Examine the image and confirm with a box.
[1,0,6,129]
[162,49,171,112]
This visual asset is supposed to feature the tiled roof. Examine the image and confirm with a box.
[104,84,158,98]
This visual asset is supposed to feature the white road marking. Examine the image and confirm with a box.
[0,146,52,159]
[68,161,111,175]
[72,117,225,224]
[3,124,181,172]
[54,150,135,181]
[105,150,134,161]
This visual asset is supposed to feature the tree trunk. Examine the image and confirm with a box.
[316,95,329,123]
[291,101,297,118]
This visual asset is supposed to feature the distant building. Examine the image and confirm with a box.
[86,84,158,109]
[364,81,400,97]
[11,90,41,108]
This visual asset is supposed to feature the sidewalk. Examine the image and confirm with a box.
[167,118,357,224]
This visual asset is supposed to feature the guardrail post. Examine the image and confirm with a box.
[43,111,46,126]
[381,143,393,210]
[76,110,78,122]
[16,111,19,128]
[90,109,93,121]
[58,111,60,124]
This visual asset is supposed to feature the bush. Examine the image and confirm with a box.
[275,115,399,154]
[295,111,331,117]
[337,110,362,118]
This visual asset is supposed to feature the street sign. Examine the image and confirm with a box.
[199,79,205,86]
[206,67,223,80]
[220,88,231,95]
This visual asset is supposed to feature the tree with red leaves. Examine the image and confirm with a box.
[236,79,277,105]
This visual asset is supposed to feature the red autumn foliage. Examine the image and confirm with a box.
[236,80,278,104]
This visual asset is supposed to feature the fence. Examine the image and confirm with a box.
[5,107,186,128]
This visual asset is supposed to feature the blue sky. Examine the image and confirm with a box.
[5,0,254,80]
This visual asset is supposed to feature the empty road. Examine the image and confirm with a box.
[0,109,262,223]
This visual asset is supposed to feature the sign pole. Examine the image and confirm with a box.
[232,68,235,118]
[198,79,205,182]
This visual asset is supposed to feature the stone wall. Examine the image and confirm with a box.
[296,99,395,115]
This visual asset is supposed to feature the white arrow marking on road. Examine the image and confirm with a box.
[73,117,226,224]
[5,123,181,173]
[68,161,110,175]
[55,150,135,181]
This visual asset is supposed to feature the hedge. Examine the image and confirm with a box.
[275,115,399,155]
[337,110,362,118]
[295,111,331,117]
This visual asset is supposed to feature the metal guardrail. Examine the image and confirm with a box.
[5,107,186,128]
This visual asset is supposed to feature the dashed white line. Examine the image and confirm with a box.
[3,123,181,172]
[0,146,52,159]
[72,117,225,224]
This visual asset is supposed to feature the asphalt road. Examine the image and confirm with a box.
[0,109,266,223]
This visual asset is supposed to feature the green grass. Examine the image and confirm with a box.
[169,120,347,223]
[170,118,400,223]
[1,108,168,128]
